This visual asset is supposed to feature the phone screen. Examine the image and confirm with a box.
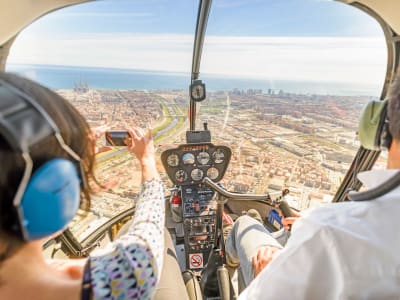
[105,130,130,146]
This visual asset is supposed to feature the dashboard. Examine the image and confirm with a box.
[161,143,231,270]
[161,143,231,186]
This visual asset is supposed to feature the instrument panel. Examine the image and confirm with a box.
[161,143,231,185]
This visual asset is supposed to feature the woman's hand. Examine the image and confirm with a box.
[126,127,154,162]
[91,125,113,154]
[127,127,159,182]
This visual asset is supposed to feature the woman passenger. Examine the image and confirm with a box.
[0,72,185,300]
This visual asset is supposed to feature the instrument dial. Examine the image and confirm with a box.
[175,170,187,183]
[190,81,206,102]
[212,149,225,164]
[182,153,195,165]
[197,152,210,165]
[167,153,179,167]
[191,168,204,181]
[207,167,219,180]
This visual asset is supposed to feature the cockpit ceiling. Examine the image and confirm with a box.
[0,0,91,46]
[341,0,400,35]
[0,0,399,47]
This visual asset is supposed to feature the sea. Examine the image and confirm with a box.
[6,64,380,96]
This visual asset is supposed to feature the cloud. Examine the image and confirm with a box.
[202,36,386,85]
[7,33,386,86]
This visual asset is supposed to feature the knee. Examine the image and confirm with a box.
[234,215,259,228]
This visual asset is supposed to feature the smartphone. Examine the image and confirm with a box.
[105,130,130,146]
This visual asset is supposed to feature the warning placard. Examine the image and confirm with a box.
[189,253,203,269]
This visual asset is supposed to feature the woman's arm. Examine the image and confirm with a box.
[89,127,165,300]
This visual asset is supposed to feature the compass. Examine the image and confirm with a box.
[190,80,206,102]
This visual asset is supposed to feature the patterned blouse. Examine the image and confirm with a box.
[88,179,165,300]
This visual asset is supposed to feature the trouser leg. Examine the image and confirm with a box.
[272,228,291,246]
[225,215,283,288]
[153,230,189,300]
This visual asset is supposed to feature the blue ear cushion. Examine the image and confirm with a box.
[20,158,81,240]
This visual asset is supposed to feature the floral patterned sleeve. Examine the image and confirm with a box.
[88,179,165,300]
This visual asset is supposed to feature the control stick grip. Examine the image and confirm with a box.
[278,200,295,218]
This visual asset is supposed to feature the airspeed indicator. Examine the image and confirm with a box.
[167,153,179,167]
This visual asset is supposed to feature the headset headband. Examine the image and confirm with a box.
[0,78,86,240]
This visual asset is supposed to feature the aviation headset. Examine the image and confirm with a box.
[0,77,85,241]
[358,99,392,151]
[347,99,396,201]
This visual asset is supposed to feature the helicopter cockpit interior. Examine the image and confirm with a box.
[1,0,400,299]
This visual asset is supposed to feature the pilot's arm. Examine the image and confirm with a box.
[241,220,339,299]
[239,204,399,299]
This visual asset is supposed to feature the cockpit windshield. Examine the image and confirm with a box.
[6,0,386,246]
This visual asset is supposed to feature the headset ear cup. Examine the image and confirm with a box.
[358,100,388,151]
[20,158,81,240]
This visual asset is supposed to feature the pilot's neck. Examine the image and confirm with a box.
[387,139,400,169]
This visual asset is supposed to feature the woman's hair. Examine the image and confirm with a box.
[0,72,97,260]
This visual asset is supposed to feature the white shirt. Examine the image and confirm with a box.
[240,169,400,299]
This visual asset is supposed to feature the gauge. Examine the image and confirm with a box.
[191,169,204,181]
[197,152,210,165]
[207,167,219,180]
[182,153,195,165]
[212,149,225,164]
[175,170,187,183]
[167,153,179,167]
[190,80,206,102]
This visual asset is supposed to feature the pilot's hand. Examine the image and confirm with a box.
[277,206,301,230]
[252,245,281,277]
[282,215,300,230]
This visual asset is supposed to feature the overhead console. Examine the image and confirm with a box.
[161,143,231,270]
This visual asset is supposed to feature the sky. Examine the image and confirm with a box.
[7,0,387,87]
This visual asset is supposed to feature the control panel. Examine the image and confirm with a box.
[161,143,231,270]
[181,185,216,217]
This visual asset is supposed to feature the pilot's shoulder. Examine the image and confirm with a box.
[292,197,395,245]
[300,200,369,224]
[290,201,367,238]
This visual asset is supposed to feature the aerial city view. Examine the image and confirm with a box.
[5,0,387,242]
[56,83,381,241]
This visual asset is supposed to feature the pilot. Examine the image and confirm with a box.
[226,70,400,298]
[0,72,187,300]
